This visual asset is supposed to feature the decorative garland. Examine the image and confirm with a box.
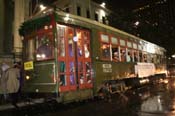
[41,35,51,45]
[19,15,51,36]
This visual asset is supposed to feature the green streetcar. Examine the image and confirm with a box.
[19,9,167,102]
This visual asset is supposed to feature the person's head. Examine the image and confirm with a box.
[13,62,18,68]
[13,62,21,68]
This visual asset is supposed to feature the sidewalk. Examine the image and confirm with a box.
[0,98,45,111]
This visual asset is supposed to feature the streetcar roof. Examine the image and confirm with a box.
[20,8,166,52]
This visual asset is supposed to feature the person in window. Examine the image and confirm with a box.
[143,54,147,62]
[134,52,138,62]
[121,50,126,62]
[113,52,119,61]
[126,52,131,62]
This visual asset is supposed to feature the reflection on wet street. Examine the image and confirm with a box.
[139,78,175,116]
[1,78,175,116]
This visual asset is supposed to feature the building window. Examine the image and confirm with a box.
[86,10,90,18]
[77,6,81,16]
[65,7,69,13]
[29,0,37,16]
[95,12,98,21]
[102,16,106,24]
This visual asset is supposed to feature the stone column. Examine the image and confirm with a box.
[14,0,25,57]
[0,0,4,53]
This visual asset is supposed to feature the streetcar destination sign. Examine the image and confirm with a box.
[24,61,34,70]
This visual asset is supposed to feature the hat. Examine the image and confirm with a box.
[13,62,18,66]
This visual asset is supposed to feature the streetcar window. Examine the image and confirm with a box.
[127,49,133,62]
[152,55,157,63]
[70,62,76,85]
[84,44,90,58]
[127,41,132,48]
[26,39,35,60]
[79,73,84,84]
[85,62,91,73]
[101,43,110,59]
[69,62,74,72]
[156,55,160,64]
[101,34,109,43]
[77,30,83,57]
[112,47,119,62]
[60,61,66,72]
[60,74,66,86]
[100,34,110,60]
[68,28,74,57]
[133,51,138,62]
[70,74,75,85]
[133,43,137,49]
[139,52,143,62]
[111,37,118,45]
[83,31,90,58]
[120,39,126,46]
[143,53,147,62]
[36,35,54,61]
[120,48,126,62]
[78,62,83,72]
[147,54,153,63]
[111,37,119,61]
[57,25,65,57]
[85,62,92,83]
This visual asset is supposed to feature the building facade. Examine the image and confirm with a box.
[0,0,110,61]
[133,0,175,25]
[54,0,110,24]
[0,0,14,55]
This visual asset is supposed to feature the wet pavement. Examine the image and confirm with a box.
[1,77,175,116]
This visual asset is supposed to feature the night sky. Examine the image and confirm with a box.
[93,0,149,9]
[93,0,175,57]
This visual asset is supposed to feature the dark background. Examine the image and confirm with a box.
[93,0,175,57]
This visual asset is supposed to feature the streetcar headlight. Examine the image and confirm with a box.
[163,79,169,84]
[26,75,30,80]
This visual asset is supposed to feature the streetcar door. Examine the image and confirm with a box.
[57,24,93,92]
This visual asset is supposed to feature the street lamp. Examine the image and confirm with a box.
[100,2,106,8]
[134,21,140,26]
[32,3,47,16]
[172,54,175,58]
[39,4,46,11]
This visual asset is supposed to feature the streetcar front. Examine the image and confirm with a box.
[20,12,94,101]
[21,16,58,98]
